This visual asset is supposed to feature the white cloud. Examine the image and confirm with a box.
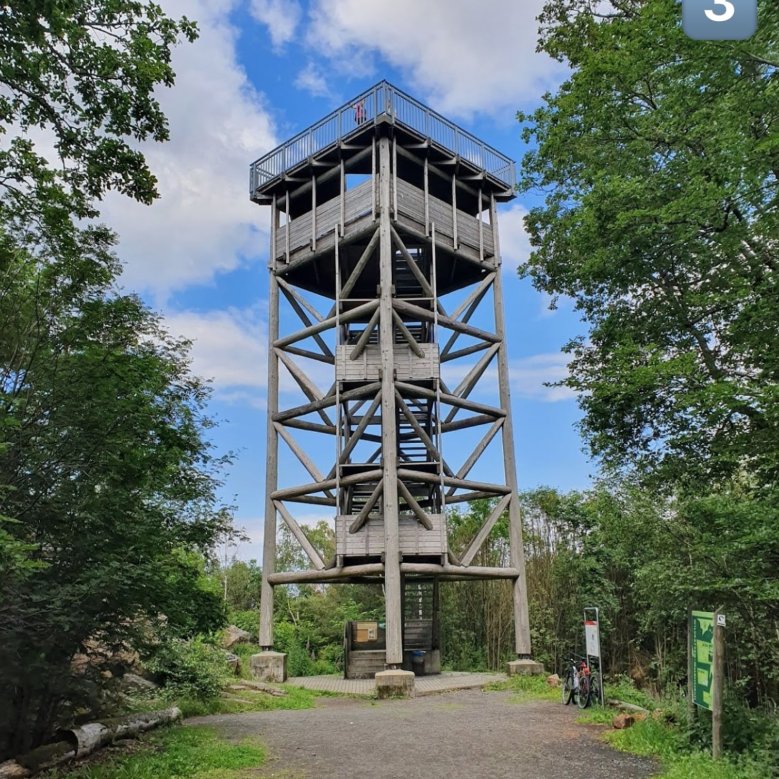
[441,351,575,403]
[294,62,333,99]
[498,203,532,271]
[103,0,277,300]
[250,0,303,48]
[307,0,564,116]
[509,353,576,402]
[164,307,267,398]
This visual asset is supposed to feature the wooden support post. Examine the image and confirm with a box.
[392,310,425,358]
[379,136,403,668]
[712,609,725,760]
[259,270,280,649]
[350,306,381,360]
[687,609,696,733]
[491,200,533,659]
[311,173,317,250]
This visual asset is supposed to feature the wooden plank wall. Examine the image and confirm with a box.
[336,514,447,557]
[336,343,439,382]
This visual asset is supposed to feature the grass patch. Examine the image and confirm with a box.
[485,674,559,702]
[601,715,775,779]
[46,725,264,779]
[576,705,616,726]
[124,682,320,719]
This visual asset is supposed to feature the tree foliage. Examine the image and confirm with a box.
[0,234,230,756]
[520,0,779,489]
[0,1,197,253]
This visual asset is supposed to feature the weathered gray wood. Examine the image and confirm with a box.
[379,136,403,669]
[394,390,451,474]
[274,500,326,570]
[393,299,500,345]
[349,305,381,360]
[259,270,280,649]
[491,192,532,658]
[275,299,378,350]
[283,345,334,365]
[461,494,512,567]
[277,276,323,323]
[400,563,519,579]
[445,343,501,424]
[337,514,446,557]
[392,310,425,358]
[282,418,336,435]
[274,422,333,498]
[713,609,725,760]
[397,480,434,530]
[441,413,497,433]
[276,349,333,427]
[340,227,380,300]
[395,380,504,419]
[447,418,504,496]
[390,225,434,297]
[268,563,384,585]
[348,480,383,533]
[396,468,509,496]
[274,381,381,424]
[272,469,382,501]
[440,341,492,363]
[329,390,382,478]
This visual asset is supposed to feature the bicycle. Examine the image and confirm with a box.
[577,664,603,709]
[561,654,586,705]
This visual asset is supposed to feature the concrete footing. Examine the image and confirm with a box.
[506,658,545,676]
[250,651,287,683]
[375,669,415,699]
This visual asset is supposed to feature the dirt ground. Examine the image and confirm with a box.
[191,688,658,778]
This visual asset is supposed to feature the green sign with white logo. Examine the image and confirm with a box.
[691,611,714,710]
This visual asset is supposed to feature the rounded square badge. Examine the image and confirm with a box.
[682,0,757,40]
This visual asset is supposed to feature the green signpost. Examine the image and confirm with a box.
[691,610,714,710]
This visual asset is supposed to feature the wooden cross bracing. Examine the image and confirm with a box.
[256,123,533,665]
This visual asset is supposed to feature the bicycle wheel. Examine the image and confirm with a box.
[577,674,591,709]
[561,670,575,705]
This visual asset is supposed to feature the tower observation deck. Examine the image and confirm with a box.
[251,81,537,682]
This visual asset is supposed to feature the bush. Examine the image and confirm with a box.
[144,637,228,700]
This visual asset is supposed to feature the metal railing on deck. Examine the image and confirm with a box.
[249,81,516,194]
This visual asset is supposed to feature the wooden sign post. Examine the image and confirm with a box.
[712,610,726,760]
[690,609,725,760]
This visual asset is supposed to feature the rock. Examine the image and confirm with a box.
[612,712,647,729]
[224,652,241,675]
[546,674,561,687]
[222,625,252,649]
[121,673,159,692]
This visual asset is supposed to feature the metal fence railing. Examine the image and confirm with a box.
[249,81,516,194]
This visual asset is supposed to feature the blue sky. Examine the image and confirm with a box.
[100,0,596,560]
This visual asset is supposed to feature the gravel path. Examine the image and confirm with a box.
[190,689,658,778]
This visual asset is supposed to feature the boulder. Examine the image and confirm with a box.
[120,673,159,692]
[222,625,252,649]
[612,712,647,729]
[546,674,561,687]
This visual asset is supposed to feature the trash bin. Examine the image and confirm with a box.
[412,650,426,676]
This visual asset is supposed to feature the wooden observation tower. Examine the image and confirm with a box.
[250,82,540,687]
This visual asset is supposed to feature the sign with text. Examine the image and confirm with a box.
[585,620,600,658]
[691,610,714,710]
[682,0,757,40]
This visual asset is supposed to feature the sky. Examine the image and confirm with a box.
[99,0,597,561]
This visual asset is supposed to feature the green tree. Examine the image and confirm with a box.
[520,0,779,489]
[0,234,230,757]
[0,1,197,252]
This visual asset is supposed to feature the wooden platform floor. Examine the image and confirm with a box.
[286,671,506,696]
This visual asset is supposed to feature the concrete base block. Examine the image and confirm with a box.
[507,658,545,677]
[375,669,415,699]
[250,651,287,683]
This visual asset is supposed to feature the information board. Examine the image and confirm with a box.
[691,610,714,710]
[584,620,600,658]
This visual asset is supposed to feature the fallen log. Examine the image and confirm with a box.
[606,698,651,715]
[229,681,286,697]
[0,707,182,778]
